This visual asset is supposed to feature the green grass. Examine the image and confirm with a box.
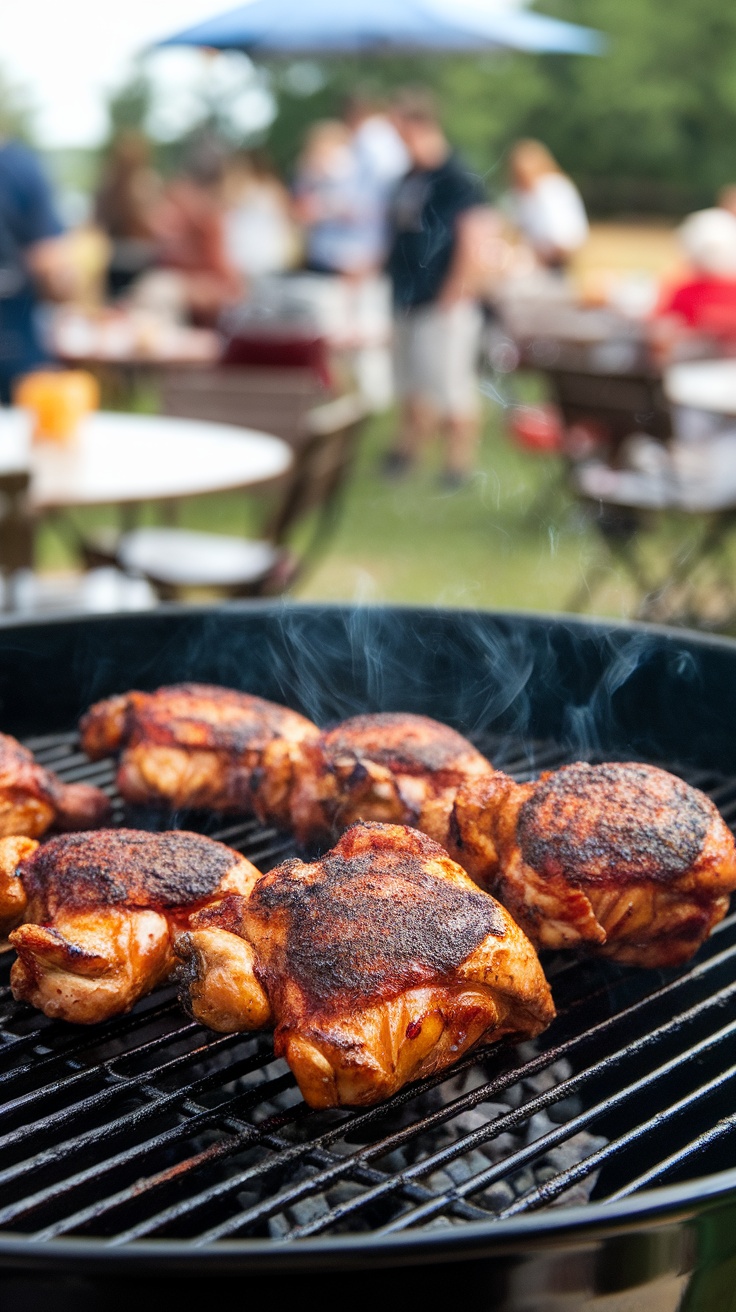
[300,406,602,611]
[38,396,645,619]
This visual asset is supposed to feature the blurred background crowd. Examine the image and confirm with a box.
[5,0,736,626]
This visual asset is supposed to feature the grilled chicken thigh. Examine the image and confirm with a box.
[448,762,736,967]
[0,836,39,937]
[0,732,110,840]
[288,712,492,847]
[80,684,319,823]
[177,822,555,1108]
[176,892,271,1035]
[8,828,261,1023]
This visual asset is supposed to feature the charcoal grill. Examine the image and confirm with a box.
[1,603,736,1311]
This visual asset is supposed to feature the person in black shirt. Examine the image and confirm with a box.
[384,89,490,485]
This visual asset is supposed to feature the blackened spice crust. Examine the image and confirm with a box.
[120,684,316,755]
[323,712,483,776]
[251,824,505,1010]
[189,892,248,934]
[21,828,237,913]
[519,762,713,885]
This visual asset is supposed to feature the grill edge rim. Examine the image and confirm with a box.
[0,1158,729,1269]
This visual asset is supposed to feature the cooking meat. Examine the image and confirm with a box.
[9,828,262,1023]
[0,837,39,936]
[80,684,320,823]
[0,731,110,840]
[448,762,736,967]
[288,712,492,847]
[176,822,555,1108]
[175,893,271,1035]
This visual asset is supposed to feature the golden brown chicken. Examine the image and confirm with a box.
[8,828,262,1024]
[447,762,736,967]
[0,837,40,937]
[288,712,493,847]
[0,731,110,840]
[176,822,555,1108]
[80,684,319,824]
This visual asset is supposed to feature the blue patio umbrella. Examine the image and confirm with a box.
[159,0,604,57]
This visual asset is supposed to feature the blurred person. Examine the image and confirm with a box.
[0,136,74,404]
[344,92,409,263]
[224,150,297,279]
[293,120,380,276]
[346,92,409,187]
[508,139,588,272]
[651,208,736,356]
[382,88,492,486]
[95,132,160,298]
[152,136,243,325]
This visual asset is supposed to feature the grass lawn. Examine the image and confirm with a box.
[298,404,610,612]
[38,394,645,619]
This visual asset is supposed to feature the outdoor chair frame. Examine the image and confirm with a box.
[157,365,331,448]
[111,392,366,602]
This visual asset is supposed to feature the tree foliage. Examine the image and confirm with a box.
[0,64,36,143]
[101,0,736,216]
[262,0,736,216]
[105,69,154,144]
[479,0,736,214]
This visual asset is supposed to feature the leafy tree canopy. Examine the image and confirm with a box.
[103,0,736,217]
[262,0,736,216]
[0,64,36,143]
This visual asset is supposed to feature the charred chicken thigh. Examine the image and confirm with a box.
[80,684,319,823]
[0,836,40,936]
[176,892,271,1035]
[176,822,555,1108]
[448,762,736,967]
[288,712,492,847]
[0,732,109,840]
[8,828,262,1023]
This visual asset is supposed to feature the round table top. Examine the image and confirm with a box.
[0,409,293,511]
[665,359,736,414]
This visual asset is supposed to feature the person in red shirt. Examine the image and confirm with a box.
[653,208,736,355]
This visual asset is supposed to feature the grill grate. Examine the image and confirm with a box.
[0,731,735,1246]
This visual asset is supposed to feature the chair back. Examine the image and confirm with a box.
[546,366,672,453]
[158,367,329,447]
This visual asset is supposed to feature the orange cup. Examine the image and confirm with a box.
[15,369,100,444]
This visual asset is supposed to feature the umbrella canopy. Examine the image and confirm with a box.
[159,0,603,57]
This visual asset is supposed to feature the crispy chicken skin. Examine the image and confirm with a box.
[288,712,493,847]
[176,822,555,1108]
[176,894,272,1034]
[0,732,110,840]
[449,762,736,967]
[9,828,262,1023]
[0,837,39,936]
[80,684,320,823]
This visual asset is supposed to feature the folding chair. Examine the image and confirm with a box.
[114,394,366,602]
[570,458,736,628]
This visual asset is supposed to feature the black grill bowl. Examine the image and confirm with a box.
[1,603,736,1312]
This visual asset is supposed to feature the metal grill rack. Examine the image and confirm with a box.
[0,730,735,1246]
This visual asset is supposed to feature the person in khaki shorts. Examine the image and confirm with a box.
[383,88,491,487]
